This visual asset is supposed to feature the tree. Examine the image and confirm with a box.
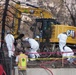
[63,0,76,26]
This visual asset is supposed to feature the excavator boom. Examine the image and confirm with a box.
[12,3,53,39]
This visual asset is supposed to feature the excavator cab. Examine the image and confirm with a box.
[33,18,60,42]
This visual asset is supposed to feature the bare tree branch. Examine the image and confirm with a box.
[63,0,76,26]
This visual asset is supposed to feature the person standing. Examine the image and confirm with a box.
[22,33,40,61]
[15,50,28,75]
[5,30,15,57]
[5,30,15,75]
[57,32,68,53]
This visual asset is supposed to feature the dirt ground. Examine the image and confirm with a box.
[27,58,76,68]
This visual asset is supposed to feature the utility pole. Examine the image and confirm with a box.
[0,0,10,74]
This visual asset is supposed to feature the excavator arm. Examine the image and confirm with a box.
[12,3,53,39]
[15,3,53,18]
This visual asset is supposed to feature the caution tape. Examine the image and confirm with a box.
[29,56,76,60]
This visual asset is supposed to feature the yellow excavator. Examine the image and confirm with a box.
[12,2,76,52]
[11,2,53,39]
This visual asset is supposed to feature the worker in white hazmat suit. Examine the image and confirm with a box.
[5,30,15,57]
[62,46,74,63]
[57,32,68,52]
[57,32,76,64]
[22,33,40,60]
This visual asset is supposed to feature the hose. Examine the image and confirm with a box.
[39,59,58,75]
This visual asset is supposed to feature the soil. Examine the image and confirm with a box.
[27,58,76,68]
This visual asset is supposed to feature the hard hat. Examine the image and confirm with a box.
[36,36,39,38]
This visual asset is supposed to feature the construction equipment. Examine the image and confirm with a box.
[0,1,75,55]
[11,2,76,52]
[34,20,76,44]
[34,20,76,53]
[11,2,53,39]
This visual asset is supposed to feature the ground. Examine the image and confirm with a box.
[27,58,76,68]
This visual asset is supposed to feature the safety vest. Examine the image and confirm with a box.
[18,54,27,70]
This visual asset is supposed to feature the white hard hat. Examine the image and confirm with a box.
[36,36,39,38]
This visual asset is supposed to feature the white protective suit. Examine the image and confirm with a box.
[5,34,15,57]
[24,37,40,58]
[57,33,74,63]
[57,33,68,52]
[62,46,74,63]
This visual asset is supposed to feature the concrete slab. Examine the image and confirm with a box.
[14,67,76,75]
